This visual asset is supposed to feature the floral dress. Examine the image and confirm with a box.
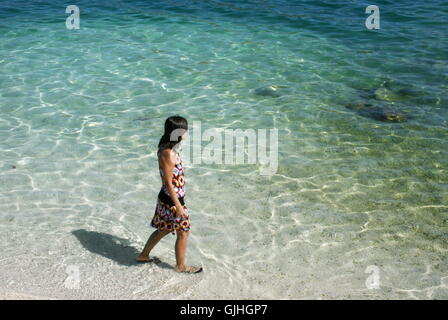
[150,148,190,235]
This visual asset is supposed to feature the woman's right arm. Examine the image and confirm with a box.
[159,148,186,218]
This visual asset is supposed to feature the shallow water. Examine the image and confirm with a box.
[0,0,447,299]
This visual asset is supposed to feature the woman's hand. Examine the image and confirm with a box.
[175,205,187,219]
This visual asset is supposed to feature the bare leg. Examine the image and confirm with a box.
[136,229,170,262]
[175,230,189,269]
[174,230,202,273]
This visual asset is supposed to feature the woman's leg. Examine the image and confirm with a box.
[174,230,189,269]
[174,230,202,273]
[136,229,170,261]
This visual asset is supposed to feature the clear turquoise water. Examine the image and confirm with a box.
[0,0,447,299]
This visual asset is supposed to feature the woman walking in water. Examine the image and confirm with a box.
[136,116,203,273]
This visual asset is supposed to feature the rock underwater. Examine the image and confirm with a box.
[345,102,409,123]
[254,85,287,98]
[359,80,423,102]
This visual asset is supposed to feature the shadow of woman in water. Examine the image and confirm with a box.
[71,229,171,269]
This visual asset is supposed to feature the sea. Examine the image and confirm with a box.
[0,0,447,299]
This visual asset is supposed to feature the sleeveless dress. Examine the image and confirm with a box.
[150,148,191,235]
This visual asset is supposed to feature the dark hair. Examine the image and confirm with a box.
[157,115,188,152]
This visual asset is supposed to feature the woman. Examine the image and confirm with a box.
[136,115,203,274]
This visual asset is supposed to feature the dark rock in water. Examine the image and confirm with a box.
[345,102,370,111]
[359,87,411,102]
[395,88,421,98]
[376,80,423,101]
[374,87,401,101]
[374,87,419,102]
[254,86,281,97]
[359,79,423,102]
[374,109,408,122]
[345,102,408,123]
[11,165,16,169]
[358,88,377,100]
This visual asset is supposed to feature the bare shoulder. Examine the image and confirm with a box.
[159,148,175,164]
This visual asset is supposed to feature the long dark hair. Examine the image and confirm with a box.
[157,115,188,152]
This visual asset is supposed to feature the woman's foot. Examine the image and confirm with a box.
[136,255,154,263]
[175,265,203,273]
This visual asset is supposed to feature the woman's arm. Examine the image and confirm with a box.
[159,148,186,217]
